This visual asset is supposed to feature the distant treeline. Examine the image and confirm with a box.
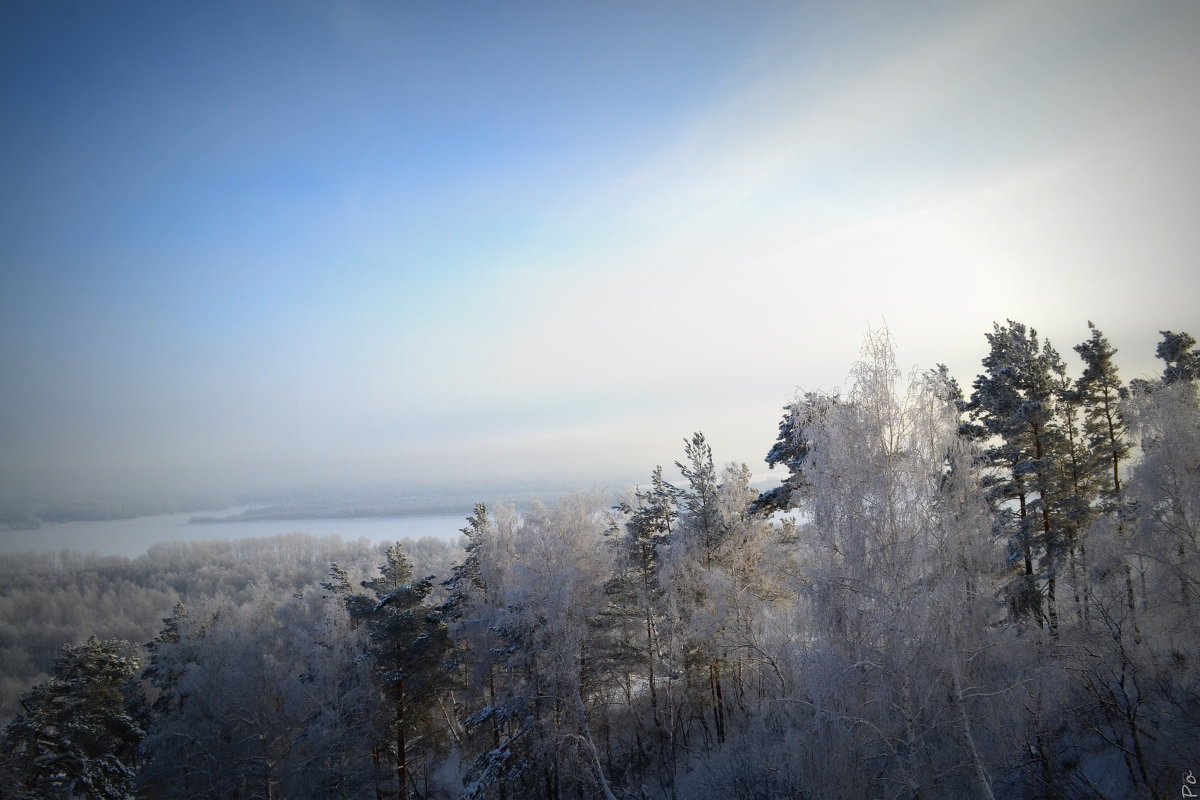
[188,503,477,524]
[0,496,236,528]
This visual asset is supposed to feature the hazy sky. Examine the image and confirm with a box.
[2,1,1198,501]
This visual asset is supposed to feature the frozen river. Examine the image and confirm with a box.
[0,510,470,558]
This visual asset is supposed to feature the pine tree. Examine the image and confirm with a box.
[347,543,453,800]
[141,602,187,712]
[606,467,678,773]
[441,503,499,625]
[672,433,734,747]
[620,467,678,583]
[1050,352,1094,623]
[321,562,353,597]
[1075,322,1131,506]
[676,433,722,566]
[441,504,511,800]
[1155,330,1200,385]
[968,321,1068,631]
[1074,322,1134,618]
[2,637,144,800]
[752,392,839,515]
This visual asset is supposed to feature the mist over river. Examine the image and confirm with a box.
[0,510,469,557]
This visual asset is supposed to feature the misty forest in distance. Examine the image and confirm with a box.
[1,320,1198,800]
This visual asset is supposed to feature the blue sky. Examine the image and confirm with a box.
[2,1,1198,500]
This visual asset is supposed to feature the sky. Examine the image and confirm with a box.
[2,1,1198,503]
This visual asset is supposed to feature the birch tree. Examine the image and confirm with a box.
[781,329,1013,800]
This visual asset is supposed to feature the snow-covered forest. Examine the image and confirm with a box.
[2,322,1198,800]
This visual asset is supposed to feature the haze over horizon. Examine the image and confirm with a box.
[2,1,1198,504]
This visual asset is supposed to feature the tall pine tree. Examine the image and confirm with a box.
[1074,321,1134,618]
[347,543,453,800]
[968,321,1068,631]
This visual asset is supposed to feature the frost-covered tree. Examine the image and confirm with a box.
[137,591,296,799]
[274,582,381,799]
[1074,321,1133,618]
[649,433,791,783]
[607,468,676,738]
[347,543,453,800]
[1116,328,1200,618]
[780,329,1014,799]
[968,320,1069,631]
[1155,329,1200,385]
[440,504,519,800]
[1050,349,1096,624]
[675,433,723,566]
[140,602,185,711]
[1126,375,1200,772]
[1126,381,1200,615]
[1,637,144,800]
[1075,322,1131,505]
[453,495,620,800]
[660,433,734,750]
[752,392,839,515]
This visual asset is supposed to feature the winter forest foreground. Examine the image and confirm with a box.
[2,322,1198,800]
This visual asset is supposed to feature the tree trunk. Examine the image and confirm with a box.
[372,744,384,800]
[645,609,658,727]
[1046,572,1059,638]
[709,661,726,744]
[1016,484,1042,626]
[1067,536,1083,624]
[396,682,408,800]
[573,688,618,800]
[951,660,996,800]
